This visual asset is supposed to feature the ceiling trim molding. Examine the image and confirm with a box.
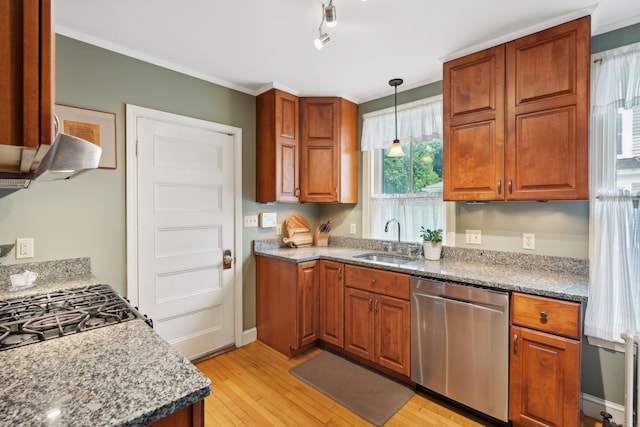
[55,24,257,96]
[593,14,640,35]
[439,4,598,63]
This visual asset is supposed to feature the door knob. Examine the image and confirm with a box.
[223,249,233,270]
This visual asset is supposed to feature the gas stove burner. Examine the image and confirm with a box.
[82,317,107,329]
[0,284,152,351]
[1,333,39,348]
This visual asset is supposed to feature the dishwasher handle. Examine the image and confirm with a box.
[414,292,507,314]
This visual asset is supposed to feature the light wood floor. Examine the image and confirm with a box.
[195,341,602,427]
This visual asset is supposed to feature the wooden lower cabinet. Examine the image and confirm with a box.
[148,400,204,427]
[344,287,410,376]
[509,293,582,427]
[256,255,319,356]
[319,260,344,347]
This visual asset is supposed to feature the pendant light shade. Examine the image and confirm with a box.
[386,78,405,157]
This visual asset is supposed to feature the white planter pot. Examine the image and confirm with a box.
[423,241,442,261]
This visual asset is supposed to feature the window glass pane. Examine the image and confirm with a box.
[412,139,443,193]
[382,149,410,194]
[616,106,640,190]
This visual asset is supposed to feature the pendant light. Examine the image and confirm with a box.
[387,78,405,157]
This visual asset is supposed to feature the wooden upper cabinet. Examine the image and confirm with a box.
[256,89,300,203]
[444,46,505,201]
[505,17,590,200]
[299,97,358,203]
[0,0,54,174]
[443,16,590,201]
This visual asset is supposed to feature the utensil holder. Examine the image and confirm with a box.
[315,227,330,246]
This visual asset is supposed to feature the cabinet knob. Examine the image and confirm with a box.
[368,298,373,311]
[540,311,548,323]
[371,279,376,286]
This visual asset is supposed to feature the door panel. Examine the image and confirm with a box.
[375,295,410,376]
[344,287,374,361]
[137,116,235,359]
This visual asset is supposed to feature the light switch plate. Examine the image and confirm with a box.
[465,229,482,245]
[243,215,258,228]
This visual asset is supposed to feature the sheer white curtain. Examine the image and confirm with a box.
[361,95,443,151]
[371,195,444,242]
[362,95,445,242]
[585,42,640,343]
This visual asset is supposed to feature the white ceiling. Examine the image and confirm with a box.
[55,0,640,104]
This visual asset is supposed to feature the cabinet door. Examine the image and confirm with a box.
[505,16,589,200]
[0,0,53,173]
[256,89,299,203]
[509,325,580,427]
[374,295,410,376]
[256,256,298,356]
[443,45,505,201]
[297,261,319,348]
[319,260,344,347]
[300,97,340,202]
[344,287,375,361]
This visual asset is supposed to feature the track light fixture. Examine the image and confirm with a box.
[325,1,337,27]
[314,2,335,49]
[387,78,405,157]
[314,32,330,50]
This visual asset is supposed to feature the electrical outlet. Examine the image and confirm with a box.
[276,224,282,235]
[243,215,258,228]
[350,223,356,234]
[16,238,34,259]
[523,233,535,250]
[465,229,482,245]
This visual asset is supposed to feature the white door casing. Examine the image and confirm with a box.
[125,104,243,360]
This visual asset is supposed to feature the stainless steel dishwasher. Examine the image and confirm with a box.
[410,277,509,423]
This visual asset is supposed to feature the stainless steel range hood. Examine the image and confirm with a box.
[0,133,102,190]
[34,133,102,181]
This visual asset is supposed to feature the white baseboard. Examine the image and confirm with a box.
[582,393,625,423]
[241,327,257,346]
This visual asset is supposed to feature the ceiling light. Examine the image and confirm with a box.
[314,3,332,49]
[325,1,337,27]
[387,78,405,157]
[315,32,331,50]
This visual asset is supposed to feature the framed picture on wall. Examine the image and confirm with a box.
[54,104,117,169]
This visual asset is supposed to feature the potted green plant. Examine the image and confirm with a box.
[419,227,443,261]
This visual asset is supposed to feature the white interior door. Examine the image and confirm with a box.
[126,105,242,360]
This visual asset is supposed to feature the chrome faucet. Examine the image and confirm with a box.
[384,218,401,244]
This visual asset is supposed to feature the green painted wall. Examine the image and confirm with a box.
[0,20,637,407]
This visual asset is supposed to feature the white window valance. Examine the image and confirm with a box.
[592,41,640,114]
[361,94,443,151]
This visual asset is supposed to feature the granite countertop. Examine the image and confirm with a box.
[0,258,212,426]
[254,240,589,302]
[0,320,211,427]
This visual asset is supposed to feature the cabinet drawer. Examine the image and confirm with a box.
[512,293,581,339]
[344,265,409,300]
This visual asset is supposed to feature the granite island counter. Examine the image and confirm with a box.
[0,258,211,427]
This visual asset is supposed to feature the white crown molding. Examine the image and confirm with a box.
[55,24,257,96]
[593,13,640,36]
[439,4,598,63]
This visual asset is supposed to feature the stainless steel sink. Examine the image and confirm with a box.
[352,252,415,265]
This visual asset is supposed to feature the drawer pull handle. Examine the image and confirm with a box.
[497,180,502,195]
[374,300,379,313]
[508,180,513,194]
[540,311,548,323]
[368,298,373,311]
[513,334,518,354]
[338,268,342,280]
[371,279,376,286]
